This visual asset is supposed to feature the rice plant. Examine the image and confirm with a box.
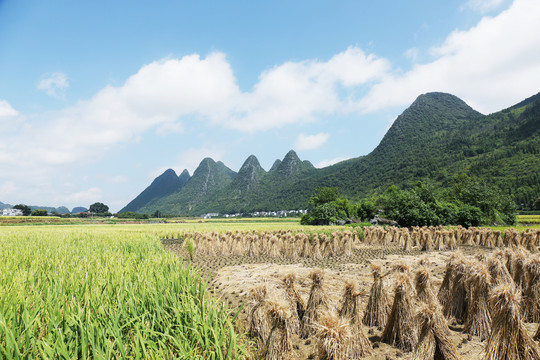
[0,226,247,359]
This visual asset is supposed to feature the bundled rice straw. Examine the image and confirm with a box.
[363,264,390,329]
[464,265,492,340]
[381,274,418,352]
[513,250,527,292]
[338,281,372,357]
[315,312,352,360]
[301,270,330,338]
[283,273,306,334]
[415,266,437,305]
[249,285,271,343]
[393,261,410,275]
[403,232,411,252]
[263,302,295,360]
[522,258,540,322]
[443,258,469,324]
[484,284,540,360]
[535,323,540,342]
[338,281,358,320]
[488,257,514,287]
[414,305,463,360]
[438,254,459,308]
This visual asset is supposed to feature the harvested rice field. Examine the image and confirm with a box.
[1,222,539,359]
[164,225,540,359]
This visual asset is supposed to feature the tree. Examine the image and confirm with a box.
[31,209,48,216]
[301,187,352,225]
[356,199,377,221]
[89,202,109,214]
[13,204,31,216]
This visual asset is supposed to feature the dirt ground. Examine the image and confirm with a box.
[164,241,539,359]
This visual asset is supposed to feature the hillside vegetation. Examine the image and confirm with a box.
[122,92,540,216]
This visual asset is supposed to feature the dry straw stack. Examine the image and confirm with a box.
[381,274,417,352]
[463,264,492,340]
[282,273,306,334]
[363,264,390,329]
[248,285,270,344]
[415,266,437,305]
[263,302,295,360]
[315,312,352,360]
[414,305,463,360]
[301,270,330,338]
[522,257,540,323]
[338,281,372,357]
[484,284,540,360]
[443,257,469,324]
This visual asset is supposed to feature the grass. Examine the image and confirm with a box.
[0,226,247,359]
[517,214,540,224]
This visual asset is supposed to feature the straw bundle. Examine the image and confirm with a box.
[488,257,515,288]
[263,302,295,360]
[484,284,540,360]
[513,250,527,292]
[414,305,463,360]
[311,236,323,260]
[283,273,306,334]
[403,232,412,252]
[438,259,454,308]
[315,312,352,360]
[249,285,271,343]
[415,266,437,305]
[464,265,492,340]
[338,281,372,357]
[301,270,330,338]
[381,274,418,352]
[443,259,468,324]
[363,264,390,329]
[522,258,540,323]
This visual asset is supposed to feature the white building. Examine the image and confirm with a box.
[1,208,24,216]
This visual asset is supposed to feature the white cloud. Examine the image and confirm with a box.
[404,47,419,61]
[227,47,391,132]
[0,100,18,118]
[294,133,330,151]
[315,156,352,168]
[37,72,69,98]
[0,100,21,133]
[464,0,506,12]
[4,49,388,171]
[56,187,103,205]
[358,0,540,114]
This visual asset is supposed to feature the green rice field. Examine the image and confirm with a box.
[0,225,247,359]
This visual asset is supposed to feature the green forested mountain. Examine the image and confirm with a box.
[120,168,191,213]
[122,92,540,215]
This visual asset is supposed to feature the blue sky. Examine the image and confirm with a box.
[0,0,539,212]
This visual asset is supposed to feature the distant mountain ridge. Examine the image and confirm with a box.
[122,91,540,215]
[0,201,74,214]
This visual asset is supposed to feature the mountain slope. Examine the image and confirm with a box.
[120,168,189,213]
[138,158,236,215]
[123,92,540,215]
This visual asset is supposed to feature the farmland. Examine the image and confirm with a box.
[1,221,539,359]
[0,225,247,359]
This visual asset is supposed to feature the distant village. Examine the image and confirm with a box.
[203,209,307,219]
[1,208,23,216]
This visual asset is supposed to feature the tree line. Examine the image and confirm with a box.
[301,174,518,227]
